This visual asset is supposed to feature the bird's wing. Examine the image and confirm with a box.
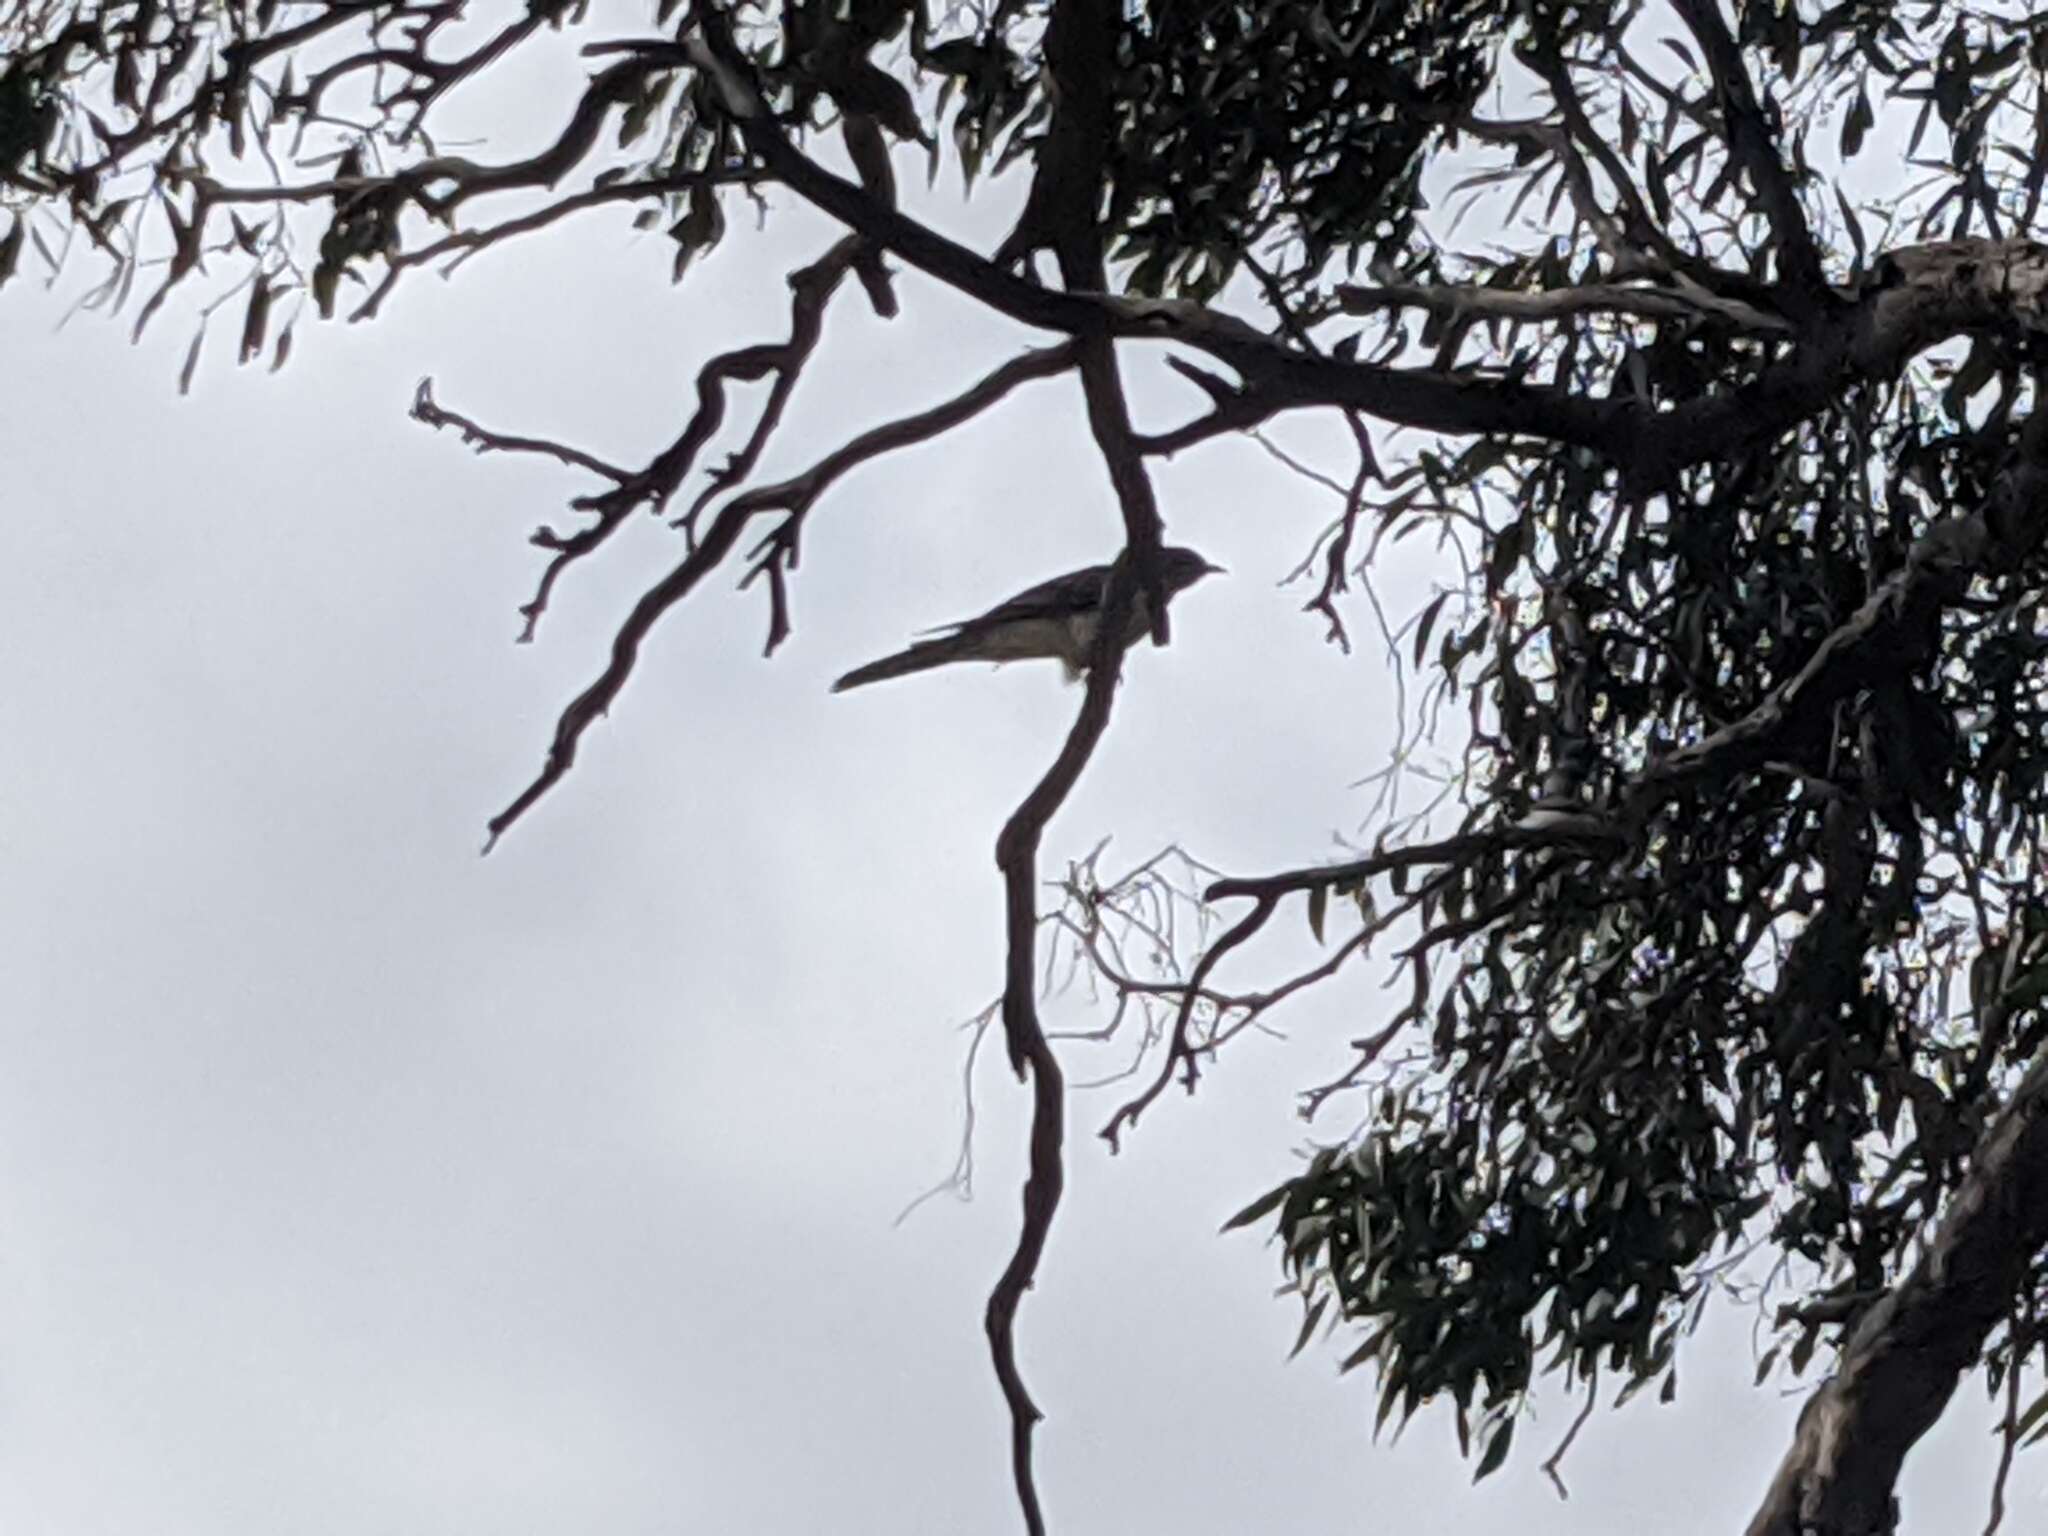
[837,560,1119,691]
[901,562,1114,639]
[949,562,1112,631]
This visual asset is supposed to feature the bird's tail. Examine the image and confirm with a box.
[832,633,974,692]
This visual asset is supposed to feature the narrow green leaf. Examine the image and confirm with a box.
[2012,1383,2048,1444]
[238,276,270,365]
[177,323,205,396]
[1473,1417,1515,1481]
[1290,1296,1328,1360]
[1835,186,1866,273]
[1338,1331,1384,1374]
[1789,1327,1817,1376]
[0,215,22,291]
[1413,589,1449,669]
[1841,85,1873,159]
[1220,1182,1290,1233]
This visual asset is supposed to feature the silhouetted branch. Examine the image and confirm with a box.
[1745,1045,2048,1536]
[1670,0,1826,300]
[482,498,752,850]
[733,342,1083,651]
[353,168,762,322]
[410,375,629,484]
[986,573,1135,1536]
[1334,277,1793,334]
[479,224,1047,814]
[1206,400,2048,913]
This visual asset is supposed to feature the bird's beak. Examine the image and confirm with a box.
[1202,560,1227,576]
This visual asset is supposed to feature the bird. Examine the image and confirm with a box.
[832,546,1223,693]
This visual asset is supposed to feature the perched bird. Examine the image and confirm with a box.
[832,546,1223,693]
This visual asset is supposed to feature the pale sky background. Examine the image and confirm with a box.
[0,18,2028,1533]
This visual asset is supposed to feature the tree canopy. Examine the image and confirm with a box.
[12,0,2048,1531]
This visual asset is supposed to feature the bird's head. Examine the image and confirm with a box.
[1161,546,1225,593]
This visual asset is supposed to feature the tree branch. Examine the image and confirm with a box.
[1494,50,1657,270]
[1746,1042,2048,1535]
[1208,393,2048,906]
[670,28,1633,457]
[679,41,2048,496]
[1670,0,1827,299]
[987,572,1136,1536]
[1334,277,1794,335]
[732,342,1084,651]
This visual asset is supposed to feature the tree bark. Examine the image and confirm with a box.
[1747,1047,2048,1536]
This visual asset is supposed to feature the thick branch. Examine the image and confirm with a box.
[1633,239,2048,486]
[1031,0,1172,640]
[983,5,1162,1508]
[670,30,1632,458]
[1746,1043,2048,1535]
[1334,278,1794,335]
[990,0,1110,275]
[1070,337,1170,637]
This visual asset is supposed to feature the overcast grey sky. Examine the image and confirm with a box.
[0,28,2027,1532]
